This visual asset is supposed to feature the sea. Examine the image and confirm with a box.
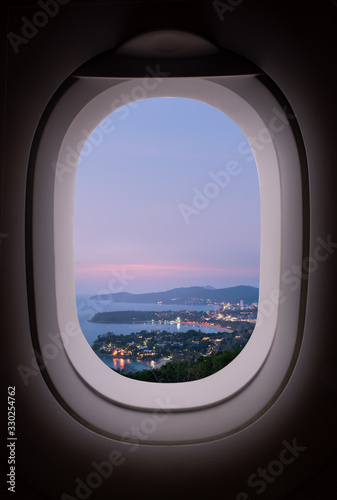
[76,294,223,372]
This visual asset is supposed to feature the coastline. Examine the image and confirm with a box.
[98,354,171,371]
[88,318,229,332]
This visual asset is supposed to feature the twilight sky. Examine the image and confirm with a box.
[74,97,260,295]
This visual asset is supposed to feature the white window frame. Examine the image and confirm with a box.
[32,75,304,443]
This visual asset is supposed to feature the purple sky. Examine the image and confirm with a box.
[74,97,260,295]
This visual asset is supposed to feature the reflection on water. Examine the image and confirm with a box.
[101,356,152,372]
[114,358,125,371]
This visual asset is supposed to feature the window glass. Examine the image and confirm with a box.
[74,97,260,382]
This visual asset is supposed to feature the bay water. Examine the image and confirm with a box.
[76,294,222,372]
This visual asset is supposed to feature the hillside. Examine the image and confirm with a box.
[89,285,259,305]
[118,348,244,383]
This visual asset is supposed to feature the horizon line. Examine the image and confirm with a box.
[76,284,260,297]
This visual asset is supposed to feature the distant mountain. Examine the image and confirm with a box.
[89,285,259,305]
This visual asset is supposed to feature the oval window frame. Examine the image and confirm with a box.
[31,75,305,443]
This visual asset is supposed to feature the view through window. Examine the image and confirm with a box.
[74,97,260,383]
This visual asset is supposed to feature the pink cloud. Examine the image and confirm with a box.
[75,263,259,277]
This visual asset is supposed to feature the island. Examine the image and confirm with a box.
[88,306,257,331]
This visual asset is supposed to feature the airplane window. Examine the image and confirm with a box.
[34,73,299,417]
[74,97,260,383]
